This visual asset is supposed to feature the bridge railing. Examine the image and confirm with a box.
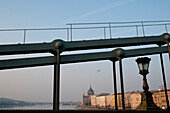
[66,20,170,41]
[0,20,170,44]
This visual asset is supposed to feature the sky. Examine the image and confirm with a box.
[0,0,170,103]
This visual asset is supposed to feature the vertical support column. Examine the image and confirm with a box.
[53,46,61,110]
[118,58,125,110]
[112,60,118,110]
[116,49,125,110]
[159,52,170,109]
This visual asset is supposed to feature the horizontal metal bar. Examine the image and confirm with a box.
[65,23,170,30]
[60,33,168,51]
[0,46,168,70]
[0,33,168,55]
[66,20,170,25]
[124,46,169,58]
[2,23,170,32]
[0,27,68,32]
[0,56,56,70]
[60,51,114,64]
[0,42,56,55]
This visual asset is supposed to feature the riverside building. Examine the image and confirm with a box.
[82,85,94,106]
[82,86,170,110]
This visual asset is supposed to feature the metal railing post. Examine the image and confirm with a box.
[109,23,112,39]
[104,27,106,39]
[136,26,138,37]
[141,22,145,37]
[67,28,69,41]
[23,29,26,44]
[70,24,72,41]
[165,24,168,33]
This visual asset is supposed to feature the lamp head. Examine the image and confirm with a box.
[136,57,151,75]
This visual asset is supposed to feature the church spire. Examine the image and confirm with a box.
[82,90,85,97]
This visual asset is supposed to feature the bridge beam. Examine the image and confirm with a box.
[0,46,168,70]
[0,33,169,55]
[0,42,54,55]
[61,34,168,52]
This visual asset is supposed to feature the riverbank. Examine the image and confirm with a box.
[75,106,114,110]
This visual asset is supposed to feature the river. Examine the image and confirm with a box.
[0,104,77,110]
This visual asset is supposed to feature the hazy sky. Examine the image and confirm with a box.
[0,0,170,103]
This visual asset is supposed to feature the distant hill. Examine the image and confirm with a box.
[0,98,15,101]
[0,97,50,108]
[0,97,81,108]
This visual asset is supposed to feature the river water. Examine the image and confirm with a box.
[0,104,77,110]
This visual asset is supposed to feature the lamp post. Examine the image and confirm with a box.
[135,57,160,110]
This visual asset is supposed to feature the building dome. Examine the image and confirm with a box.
[87,85,94,95]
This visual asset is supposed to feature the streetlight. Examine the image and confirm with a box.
[135,57,160,110]
[136,57,150,91]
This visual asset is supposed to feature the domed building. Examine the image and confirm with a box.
[87,85,94,96]
[82,85,95,106]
